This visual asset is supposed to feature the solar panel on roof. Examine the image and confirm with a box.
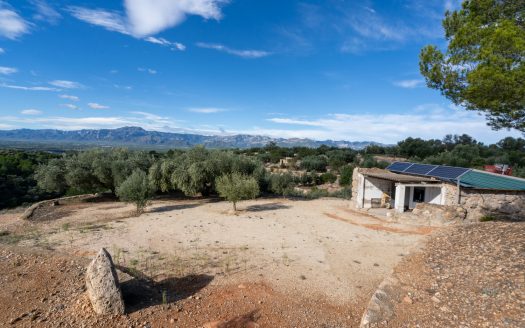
[386,162,412,172]
[404,163,438,175]
[386,161,471,181]
[427,166,470,180]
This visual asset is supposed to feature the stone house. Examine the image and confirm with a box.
[352,162,525,221]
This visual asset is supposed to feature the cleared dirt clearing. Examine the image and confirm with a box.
[0,197,431,326]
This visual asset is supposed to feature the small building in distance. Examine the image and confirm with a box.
[352,162,525,220]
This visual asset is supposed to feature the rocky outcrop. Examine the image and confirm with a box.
[412,203,467,225]
[85,248,125,315]
[359,276,402,327]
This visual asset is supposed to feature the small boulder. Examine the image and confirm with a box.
[85,248,125,315]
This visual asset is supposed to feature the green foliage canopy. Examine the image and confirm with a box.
[116,169,154,214]
[215,173,260,211]
[419,0,525,131]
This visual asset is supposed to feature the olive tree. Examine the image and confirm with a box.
[116,169,154,214]
[215,173,259,211]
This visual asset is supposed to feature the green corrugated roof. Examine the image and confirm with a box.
[459,170,525,191]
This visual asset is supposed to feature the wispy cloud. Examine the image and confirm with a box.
[0,83,58,91]
[67,7,129,35]
[31,0,61,24]
[189,107,226,114]
[69,0,229,37]
[0,2,30,39]
[113,84,132,90]
[0,66,17,75]
[196,42,271,58]
[20,109,42,115]
[393,79,425,88]
[62,104,79,110]
[138,67,157,74]
[0,47,4,54]
[88,102,109,110]
[49,80,83,89]
[59,94,79,101]
[0,111,184,132]
[144,36,186,51]
[261,105,521,143]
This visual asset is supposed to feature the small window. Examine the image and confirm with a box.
[413,187,425,203]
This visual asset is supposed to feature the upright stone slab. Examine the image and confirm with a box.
[85,248,125,315]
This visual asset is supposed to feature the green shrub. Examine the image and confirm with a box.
[268,173,295,195]
[479,215,496,222]
[339,165,354,186]
[116,169,154,214]
[216,173,260,211]
[330,187,352,200]
[321,172,337,184]
[299,155,328,172]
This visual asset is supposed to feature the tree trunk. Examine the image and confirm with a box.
[233,201,237,212]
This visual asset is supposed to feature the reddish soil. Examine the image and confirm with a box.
[386,221,525,327]
[0,246,365,327]
[324,213,435,235]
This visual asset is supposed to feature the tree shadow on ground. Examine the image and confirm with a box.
[244,202,291,212]
[148,203,201,213]
[117,265,213,313]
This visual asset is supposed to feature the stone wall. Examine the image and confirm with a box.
[20,193,100,220]
[442,183,459,206]
[425,183,525,221]
[460,189,525,221]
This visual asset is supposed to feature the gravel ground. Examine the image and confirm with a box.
[386,221,525,327]
[0,246,363,327]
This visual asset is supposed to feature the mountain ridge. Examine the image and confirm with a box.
[0,126,383,149]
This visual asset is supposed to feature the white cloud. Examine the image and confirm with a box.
[62,104,79,110]
[0,3,30,39]
[393,79,425,88]
[59,94,79,101]
[1,105,520,144]
[138,67,157,74]
[196,42,271,58]
[0,66,16,75]
[261,105,522,144]
[0,83,58,91]
[49,80,83,89]
[0,111,184,132]
[20,109,42,115]
[124,0,227,37]
[0,47,4,54]
[68,7,130,35]
[189,107,226,114]
[114,84,132,90]
[144,36,186,51]
[88,102,109,110]
[69,0,228,37]
[32,0,61,24]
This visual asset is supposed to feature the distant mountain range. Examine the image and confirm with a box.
[0,126,382,150]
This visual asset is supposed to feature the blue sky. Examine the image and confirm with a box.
[0,0,521,143]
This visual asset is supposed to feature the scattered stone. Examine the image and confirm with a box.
[402,296,413,304]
